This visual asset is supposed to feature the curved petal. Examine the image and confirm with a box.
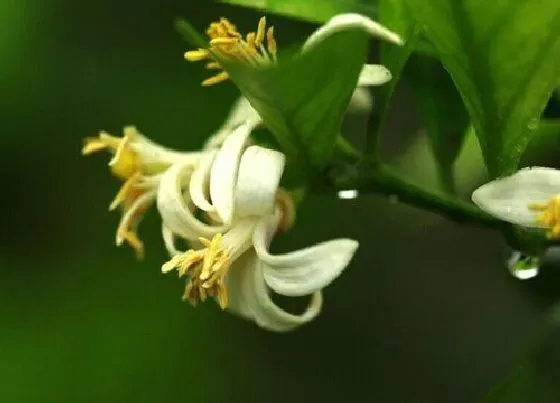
[157,161,227,241]
[209,123,252,225]
[254,213,359,297]
[234,146,285,219]
[472,167,560,227]
[161,224,181,256]
[348,87,373,112]
[225,251,256,321]
[205,97,261,150]
[189,149,217,212]
[240,251,323,332]
[357,64,392,87]
[302,13,402,52]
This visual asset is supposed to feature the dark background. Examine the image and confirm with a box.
[0,1,548,402]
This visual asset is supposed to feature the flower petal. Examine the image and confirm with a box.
[157,161,227,241]
[225,251,256,321]
[205,97,261,150]
[348,87,373,112]
[236,251,323,332]
[189,149,217,212]
[302,13,403,52]
[472,167,560,227]
[161,224,181,256]
[209,123,252,225]
[254,213,358,297]
[357,64,392,86]
[234,145,285,219]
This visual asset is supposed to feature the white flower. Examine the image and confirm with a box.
[82,125,201,257]
[184,13,399,90]
[472,166,560,238]
[157,121,358,331]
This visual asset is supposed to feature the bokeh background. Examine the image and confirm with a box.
[1,1,556,402]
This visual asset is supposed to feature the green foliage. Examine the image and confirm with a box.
[365,0,419,158]
[484,307,560,403]
[216,0,375,23]
[177,19,370,170]
[405,0,560,177]
[404,54,470,193]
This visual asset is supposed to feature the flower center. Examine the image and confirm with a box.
[184,16,277,86]
[162,233,232,308]
[528,195,560,238]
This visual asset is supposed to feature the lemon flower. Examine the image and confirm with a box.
[157,121,358,331]
[82,126,200,258]
[472,167,560,239]
[184,13,401,88]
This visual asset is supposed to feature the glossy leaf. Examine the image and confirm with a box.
[177,18,372,169]
[216,0,376,23]
[365,0,420,158]
[405,54,469,193]
[483,306,560,403]
[406,0,560,177]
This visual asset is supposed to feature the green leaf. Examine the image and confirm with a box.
[406,0,560,177]
[404,54,470,193]
[216,0,377,24]
[365,0,420,159]
[483,306,560,403]
[521,119,560,164]
[177,18,374,169]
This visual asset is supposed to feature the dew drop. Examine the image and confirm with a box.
[338,189,359,200]
[506,250,539,280]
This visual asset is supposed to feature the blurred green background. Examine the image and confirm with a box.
[0,1,552,402]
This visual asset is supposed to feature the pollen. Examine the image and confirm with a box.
[161,233,232,309]
[185,16,278,86]
[528,195,560,239]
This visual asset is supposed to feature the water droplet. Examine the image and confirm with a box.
[337,189,359,200]
[527,118,539,131]
[506,250,539,280]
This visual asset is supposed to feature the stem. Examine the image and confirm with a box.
[333,163,503,229]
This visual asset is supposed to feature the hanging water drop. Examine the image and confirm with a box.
[506,250,539,280]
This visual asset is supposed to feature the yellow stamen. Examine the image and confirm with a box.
[117,230,145,260]
[205,61,221,70]
[185,15,278,86]
[210,37,239,45]
[83,127,140,180]
[255,16,266,46]
[528,195,560,239]
[267,26,277,56]
[161,233,231,309]
[184,49,211,62]
[202,71,230,86]
[109,171,142,211]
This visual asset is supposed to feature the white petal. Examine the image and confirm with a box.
[128,128,200,170]
[161,224,181,256]
[357,64,392,86]
[472,167,560,227]
[205,97,261,150]
[225,251,256,321]
[238,251,323,332]
[221,217,260,262]
[348,87,373,112]
[209,123,252,225]
[189,149,217,212]
[302,13,403,52]
[157,161,227,241]
[234,146,285,219]
[254,213,358,297]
